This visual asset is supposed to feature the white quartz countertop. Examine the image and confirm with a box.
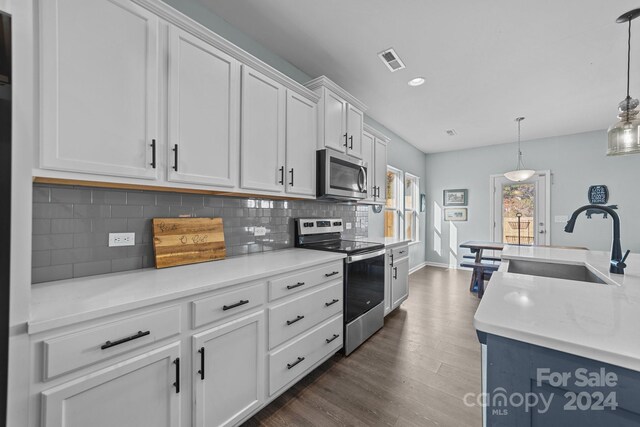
[355,236,411,248]
[474,245,640,371]
[29,249,345,334]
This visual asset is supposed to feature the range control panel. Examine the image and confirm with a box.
[297,218,344,235]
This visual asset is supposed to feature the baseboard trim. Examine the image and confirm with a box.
[409,262,427,275]
[409,261,456,273]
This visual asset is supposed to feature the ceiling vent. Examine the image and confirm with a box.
[378,48,406,72]
[446,129,457,136]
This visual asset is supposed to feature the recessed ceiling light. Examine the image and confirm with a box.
[408,77,425,87]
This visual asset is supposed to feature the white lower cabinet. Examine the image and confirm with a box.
[386,245,410,314]
[41,342,182,427]
[192,311,265,427]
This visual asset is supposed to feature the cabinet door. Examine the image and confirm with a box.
[193,311,265,427]
[322,88,347,153]
[392,257,409,309]
[42,343,181,427]
[285,91,317,197]
[167,26,240,188]
[374,138,388,202]
[384,249,393,316]
[241,66,286,193]
[40,0,159,180]
[346,104,364,159]
[361,131,375,202]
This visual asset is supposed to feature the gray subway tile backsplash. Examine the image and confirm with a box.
[31,184,369,284]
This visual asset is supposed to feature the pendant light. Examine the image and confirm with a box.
[607,8,640,156]
[504,117,535,182]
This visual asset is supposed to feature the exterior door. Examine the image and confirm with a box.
[285,91,316,197]
[193,311,264,427]
[322,88,347,153]
[40,0,159,180]
[167,26,239,188]
[361,131,375,202]
[240,66,286,193]
[41,343,181,427]
[491,172,550,245]
[346,104,363,159]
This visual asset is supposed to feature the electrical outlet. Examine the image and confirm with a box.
[554,215,569,223]
[109,232,135,247]
[345,222,352,230]
[254,227,267,236]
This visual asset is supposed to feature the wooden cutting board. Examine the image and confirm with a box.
[152,218,226,269]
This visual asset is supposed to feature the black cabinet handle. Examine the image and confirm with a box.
[198,347,205,380]
[100,330,150,350]
[223,300,249,311]
[150,139,156,169]
[326,334,339,344]
[324,271,339,277]
[289,168,294,186]
[173,357,180,393]
[349,135,353,149]
[278,166,284,185]
[393,266,398,280]
[172,144,178,171]
[287,282,305,290]
[325,298,339,307]
[343,133,348,147]
[287,356,305,370]
[286,315,305,326]
[376,186,380,198]
[389,254,394,267]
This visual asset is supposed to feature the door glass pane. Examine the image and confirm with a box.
[502,183,535,245]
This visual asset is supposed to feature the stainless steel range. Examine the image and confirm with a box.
[295,218,385,355]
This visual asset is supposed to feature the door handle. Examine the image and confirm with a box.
[286,315,305,326]
[222,300,249,311]
[198,347,205,380]
[289,168,294,186]
[389,254,394,266]
[393,266,398,280]
[150,139,156,169]
[172,144,178,172]
[349,135,353,149]
[101,330,150,350]
[173,358,180,394]
[287,356,305,370]
[286,282,305,290]
[325,298,339,307]
[278,166,284,185]
[343,133,348,147]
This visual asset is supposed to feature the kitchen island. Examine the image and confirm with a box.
[474,245,640,426]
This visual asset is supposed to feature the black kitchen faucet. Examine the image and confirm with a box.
[565,205,630,275]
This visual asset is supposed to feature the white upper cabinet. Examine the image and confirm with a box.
[374,136,388,202]
[306,76,367,160]
[361,131,375,202]
[360,125,389,204]
[285,91,317,197]
[167,26,240,188]
[240,66,286,193]
[40,0,160,180]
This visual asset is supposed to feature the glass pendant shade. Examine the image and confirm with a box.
[504,168,536,182]
[607,97,640,155]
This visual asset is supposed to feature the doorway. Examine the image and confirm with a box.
[490,172,550,246]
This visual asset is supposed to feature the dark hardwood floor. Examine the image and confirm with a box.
[244,266,482,427]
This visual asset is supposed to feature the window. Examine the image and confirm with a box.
[404,173,420,242]
[384,167,404,238]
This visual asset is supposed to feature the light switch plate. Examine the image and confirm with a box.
[345,223,352,230]
[254,227,267,236]
[554,215,569,223]
[109,232,135,247]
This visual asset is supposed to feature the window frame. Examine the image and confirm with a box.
[384,166,404,240]
[404,172,420,243]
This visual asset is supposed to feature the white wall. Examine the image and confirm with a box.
[425,129,640,266]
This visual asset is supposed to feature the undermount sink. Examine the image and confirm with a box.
[507,260,607,284]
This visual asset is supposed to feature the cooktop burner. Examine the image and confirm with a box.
[301,239,384,255]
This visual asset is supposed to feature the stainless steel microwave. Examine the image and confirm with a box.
[317,149,367,201]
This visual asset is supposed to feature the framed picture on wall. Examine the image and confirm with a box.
[443,189,468,206]
[444,208,468,221]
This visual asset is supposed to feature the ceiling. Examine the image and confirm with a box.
[198,0,640,153]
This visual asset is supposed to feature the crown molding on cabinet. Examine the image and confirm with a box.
[305,76,368,112]
[131,0,320,103]
[363,123,390,144]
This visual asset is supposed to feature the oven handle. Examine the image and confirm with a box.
[346,249,386,264]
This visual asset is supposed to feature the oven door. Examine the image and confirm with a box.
[317,149,367,201]
[344,249,386,324]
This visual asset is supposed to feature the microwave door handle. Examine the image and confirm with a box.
[357,167,366,193]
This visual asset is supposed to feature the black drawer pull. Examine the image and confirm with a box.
[287,356,305,370]
[198,347,205,380]
[223,300,249,311]
[326,334,340,344]
[324,271,339,277]
[286,282,305,290]
[398,251,406,255]
[286,315,305,326]
[325,299,339,307]
[173,357,180,393]
[100,330,150,350]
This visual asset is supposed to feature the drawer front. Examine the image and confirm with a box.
[269,314,343,395]
[268,261,343,301]
[269,281,342,349]
[43,306,181,380]
[192,282,266,329]
[392,245,409,260]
